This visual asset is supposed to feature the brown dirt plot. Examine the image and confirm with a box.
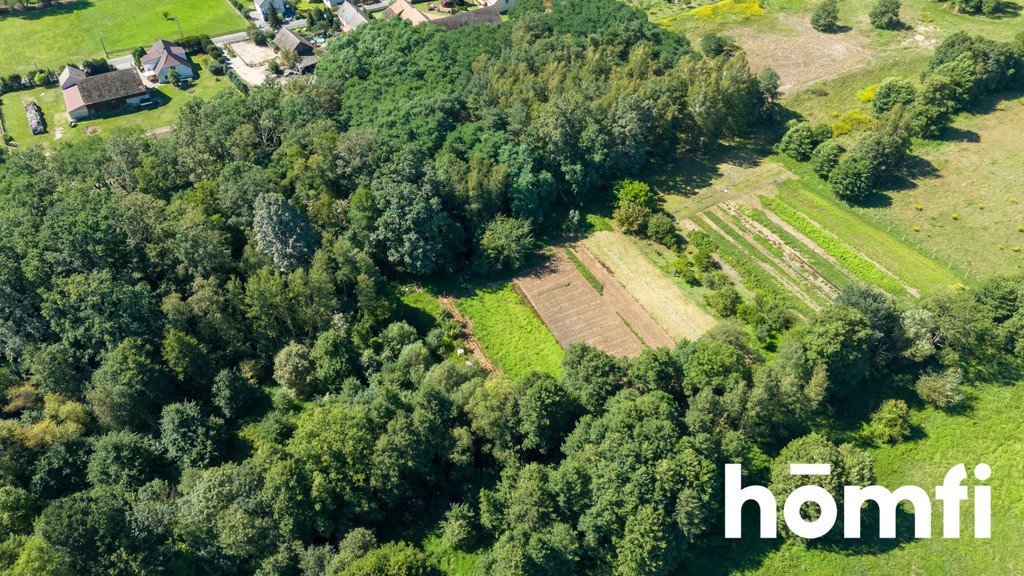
[514,247,675,358]
[582,232,717,342]
[732,15,874,94]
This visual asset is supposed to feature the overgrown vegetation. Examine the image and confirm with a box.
[1,0,1023,574]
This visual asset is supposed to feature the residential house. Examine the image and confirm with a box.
[483,0,513,13]
[274,28,318,74]
[431,6,502,29]
[336,0,370,32]
[381,0,430,25]
[274,28,315,56]
[140,40,194,84]
[58,66,86,90]
[255,0,286,23]
[60,67,148,121]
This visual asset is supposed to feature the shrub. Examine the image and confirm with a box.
[177,34,216,54]
[646,212,679,249]
[869,0,903,29]
[916,368,965,408]
[778,121,832,161]
[869,399,911,444]
[873,77,917,115]
[811,0,840,32]
[857,84,878,102]
[615,179,656,209]
[810,139,844,179]
[837,110,874,132]
[614,202,652,236]
[704,286,741,317]
[701,32,736,57]
[829,150,874,202]
[207,61,226,76]
[440,503,477,551]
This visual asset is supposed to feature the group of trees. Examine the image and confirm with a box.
[948,0,1006,15]
[811,0,902,33]
[1,1,1024,574]
[781,31,1024,202]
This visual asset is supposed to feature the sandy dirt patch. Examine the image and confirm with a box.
[228,40,277,66]
[515,247,674,357]
[732,15,874,94]
[228,57,269,87]
[582,232,716,342]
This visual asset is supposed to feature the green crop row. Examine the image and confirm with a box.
[762,196,908,296]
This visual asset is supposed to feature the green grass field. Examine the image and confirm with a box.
[771,157,966,293]
[1,56,235,146]
[696,381,1024,575]
[0,0,245,76]
[847,97,1024,279]
[455,284,564,380]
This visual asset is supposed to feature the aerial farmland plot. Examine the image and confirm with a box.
[582,231,718,341]
[514,246,676,357]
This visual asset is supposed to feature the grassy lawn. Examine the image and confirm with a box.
[848,97,1024,279]
[455,284,564,380]
[697,381,1024,575]
[771,161,966,294]
[2,56,236,147]
[0,0,245,76]
[399,287,444,334]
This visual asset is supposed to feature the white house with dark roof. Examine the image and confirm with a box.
[58,66,86,90]
[482,0,513,12]
[255,0,286,23]
[141,40,194,84]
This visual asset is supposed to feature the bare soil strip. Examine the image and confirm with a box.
[732,15,875,94]
[438,297,499,373]
[515,248,665,358]
[581,232,716,342]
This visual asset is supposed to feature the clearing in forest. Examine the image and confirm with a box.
[582,231,716,342]
[454,284,565,379]
[514,246,675,358]
[732,14,874,94]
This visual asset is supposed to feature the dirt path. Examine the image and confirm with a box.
[437,297,499,373]
[582,231,716,342]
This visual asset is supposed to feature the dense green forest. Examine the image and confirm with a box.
[1,0,1023,574]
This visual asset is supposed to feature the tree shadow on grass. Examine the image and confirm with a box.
[0,0,93,21]
[936,126,980,143]
[645,130,781,200]
[962,87,1024,116]
[986,0,1021,19]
